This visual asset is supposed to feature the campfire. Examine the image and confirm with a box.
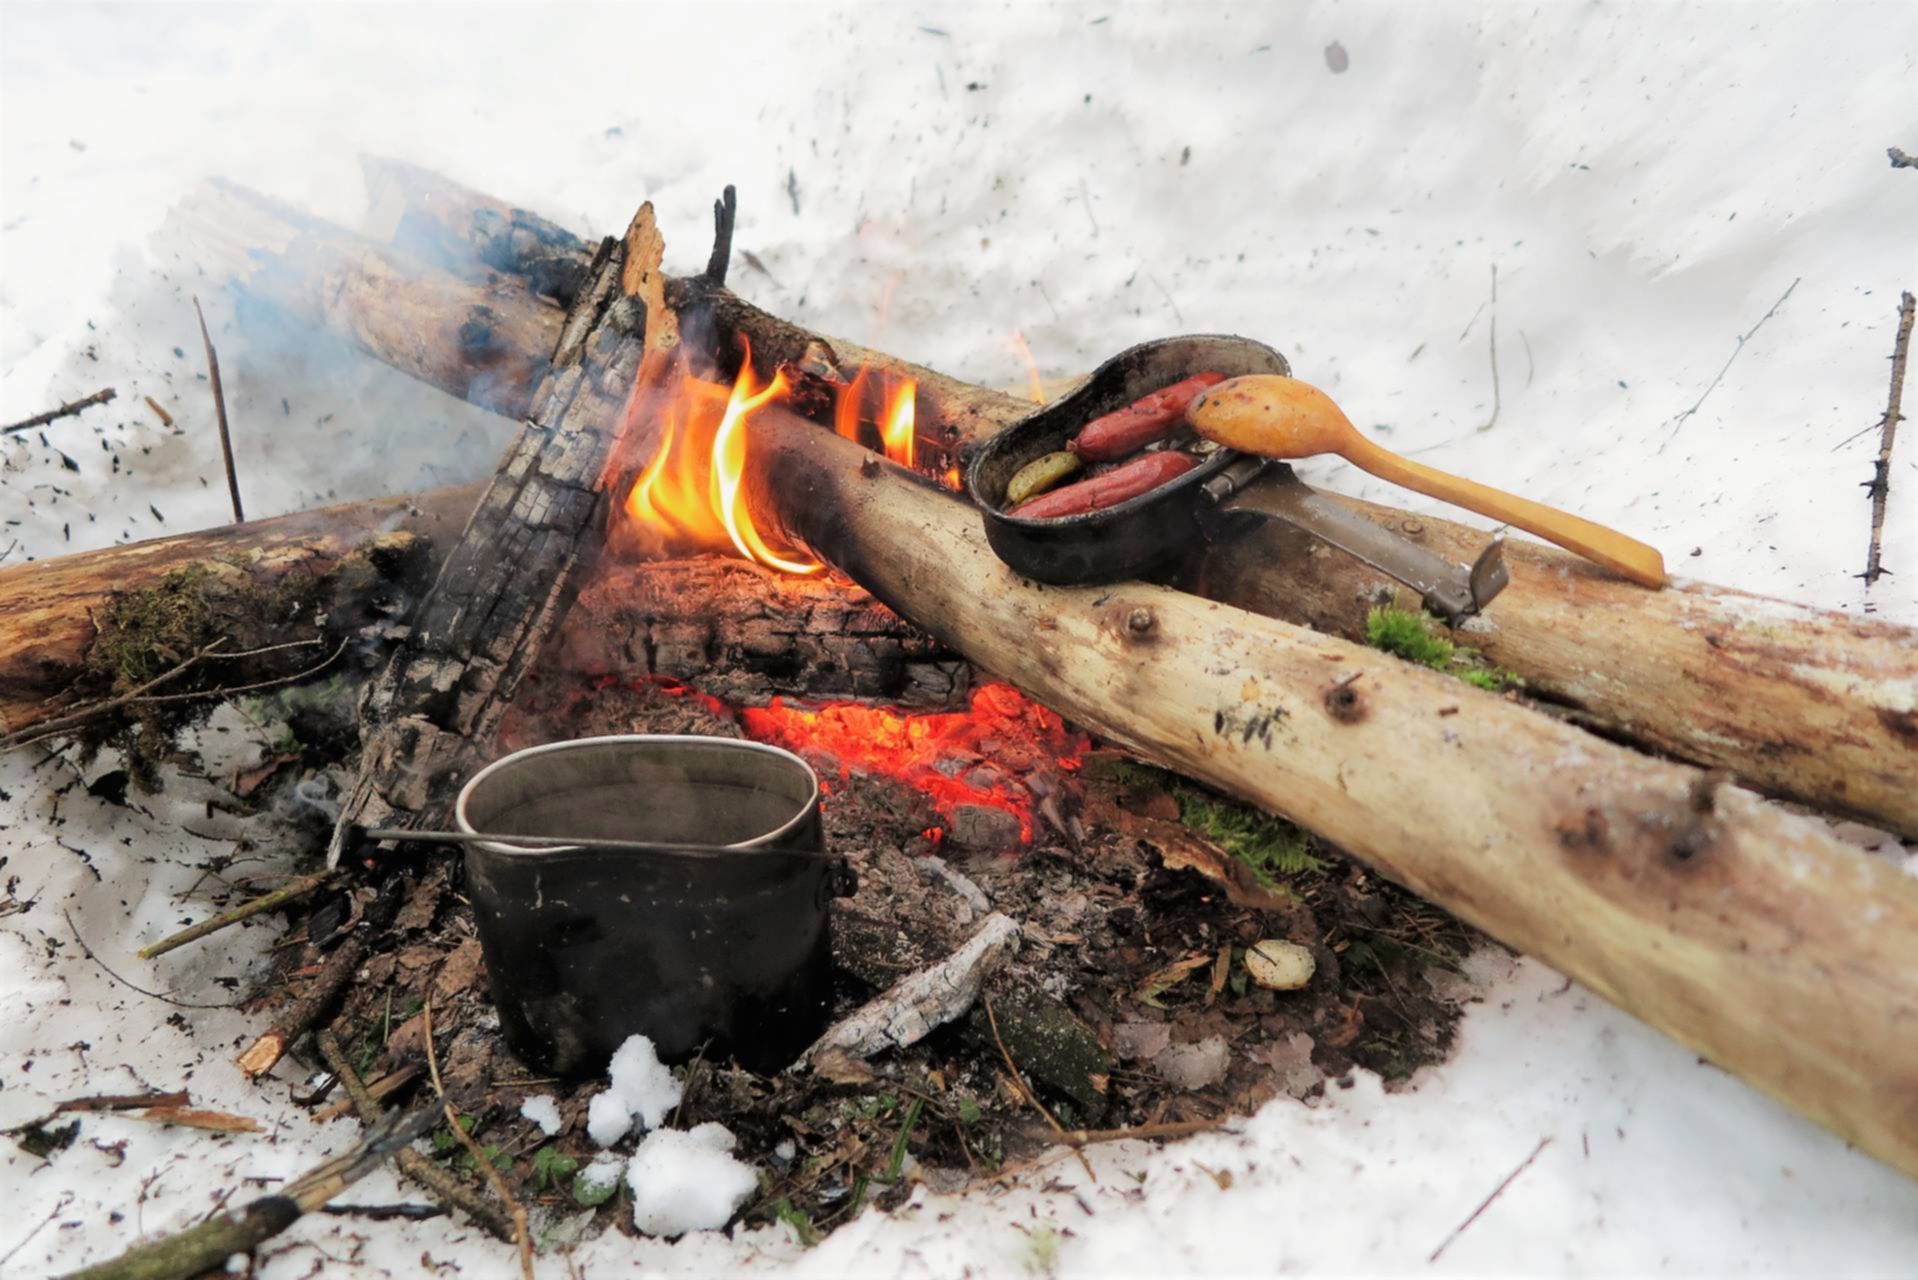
[4,159,1914,1279]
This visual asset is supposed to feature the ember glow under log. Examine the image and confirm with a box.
[738,404,1918,1183]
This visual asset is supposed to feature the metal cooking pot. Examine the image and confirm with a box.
[456,735,845,1076]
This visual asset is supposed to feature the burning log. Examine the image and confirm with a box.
[223,165,1918,839]
[169,180,563,417]
[0,487,481,739]
[741,404,1918,1182]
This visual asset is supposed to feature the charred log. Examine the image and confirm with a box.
[543,557,968,707]
[170,180,563,417]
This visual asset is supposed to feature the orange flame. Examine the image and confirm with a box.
[624,352,823,574]
[1009,330,1046,405]
[623,344,923,575]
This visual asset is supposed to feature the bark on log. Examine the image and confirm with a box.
[744,405,1918,1183]
[0,487,481,737]
[1175,500,1918,838]
[169,180,563,417]
[544,557,968,706]
[361,155,593,305]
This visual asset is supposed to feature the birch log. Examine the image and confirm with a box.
[745,406,1918,1181]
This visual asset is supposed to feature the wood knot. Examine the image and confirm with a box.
[1399,519,1424,535]
[859,456,882,478]
[1324,673,1365,723]
[1126,608,1155,634]
[1556,807,1610,852]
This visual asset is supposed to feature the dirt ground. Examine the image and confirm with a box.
[251,665,1480,1247]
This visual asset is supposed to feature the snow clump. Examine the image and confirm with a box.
[625,1122,758,1236]
[586,1034,683,1147]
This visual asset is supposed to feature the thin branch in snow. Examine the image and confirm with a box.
[1665,277,1800,441]
[1428,1135,1553,1263]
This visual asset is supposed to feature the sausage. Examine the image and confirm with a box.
[1008,450,1199,520]
[1069,371,1227,461]
[1004,451,1084,506]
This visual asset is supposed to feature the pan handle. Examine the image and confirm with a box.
[1197,458,1509,622]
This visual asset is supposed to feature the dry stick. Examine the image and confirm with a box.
[423,991,535,1280]
[1039,1119,1228,1148]
[1665,276,1800,440]
[1862,289,1914,588]
[314,1064,418,1121]
[193,296,244,522]
[704,184,737,286]
[237,934,366,1078]
[1427,1136,1553,1263]
[2,387,117,435]
[315,1029,516,1241]
[138,871,339,959]
[63,910,243,1011]
[143,396,174,428]
[58,1104,435,1280]
[54,1091,191,1114]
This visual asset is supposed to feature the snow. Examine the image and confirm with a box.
[520,1094,563,1138]
[625,1123,761,1238]
[3,1,1917,1276]
[585,1034,684,1150]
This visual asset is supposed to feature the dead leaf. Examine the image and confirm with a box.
[1135,952,1212,1008]
[1207,944,1232,1005]
[810,1047,875,1085]
[432,937,485,999]
[231,754,299,799]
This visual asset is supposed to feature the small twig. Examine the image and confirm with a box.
[237,934,366,1077]
[0,637,337,755]
[2,388,116,435]
[1890,147,1916,170]
[316,1029,515,1241]
[1476,264,1501,433]
[1862,290,1913,588]
[1428,1136,1552,1263]
[1033,1118,1228,1148]
[63,911,243,1010]
[143,396,174,428]
[139,870,340,959]
[425,992,534,1280]
[0,1193,74,1269]
[58,1106,434,1280]
[703,184,738,286]
[194,297,244,522]
[318,1203,447,1222]
[314,1064,418,1121]
[1665,277,1800,441]
[54,1090,190,1114]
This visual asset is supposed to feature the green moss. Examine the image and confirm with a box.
[1364,604,1522,692]
[1176,789,1324,884]
[1102,758,1324,887]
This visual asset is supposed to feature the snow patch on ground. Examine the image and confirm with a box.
[624,1123,760,1239]
[3,1,1916,1275]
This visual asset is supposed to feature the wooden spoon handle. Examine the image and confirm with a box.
[1340,435,1667,588]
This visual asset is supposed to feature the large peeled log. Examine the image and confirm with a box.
[743,405,1918,1182]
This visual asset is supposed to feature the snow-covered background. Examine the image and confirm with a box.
[4,1,1915,1274]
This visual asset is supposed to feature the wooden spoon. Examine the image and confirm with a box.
[1187,375,1667,588]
